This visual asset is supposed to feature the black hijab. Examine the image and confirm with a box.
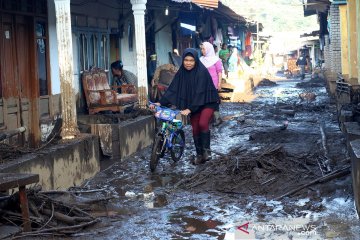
[160,48,219,112]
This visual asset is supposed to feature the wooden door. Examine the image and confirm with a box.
[0,13,34,145]
[15,15,32,98]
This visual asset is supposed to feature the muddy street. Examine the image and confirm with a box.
[65,75,358,240]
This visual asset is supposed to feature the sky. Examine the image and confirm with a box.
[222,0,318,34]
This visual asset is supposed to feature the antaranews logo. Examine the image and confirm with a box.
[237,222,250,234]
[234,221,317,240]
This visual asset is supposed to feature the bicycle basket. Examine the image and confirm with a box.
[155,108,178,121]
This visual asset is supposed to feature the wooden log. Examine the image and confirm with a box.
[19,186,31,232]
[319,123,332,173]
[275,166,350,200]
[36,193,94,219]
[279,109,295,116]
[0,127,26,141]
[17,219,99,236]
[41,208,76,225]
[41,208,93,225]
[28,200,42,219]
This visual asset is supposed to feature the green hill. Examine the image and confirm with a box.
[221,0,318,33]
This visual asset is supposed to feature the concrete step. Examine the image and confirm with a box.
[349,138,360,216]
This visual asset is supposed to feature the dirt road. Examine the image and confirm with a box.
[81,76,359,239]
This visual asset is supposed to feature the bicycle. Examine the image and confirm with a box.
[149,102,186,172]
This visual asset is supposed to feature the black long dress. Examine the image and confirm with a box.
[159,48,219,113]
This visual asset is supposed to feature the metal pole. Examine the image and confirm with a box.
[257,20,259,53]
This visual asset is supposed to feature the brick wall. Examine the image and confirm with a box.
[324,35,330,70]
[329,4,342,74]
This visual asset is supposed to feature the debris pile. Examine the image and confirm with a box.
[0,143,30,163]
[257,78,277,87]
[0,186,114,238]
[175,145,350,199]
[296,77,325,88]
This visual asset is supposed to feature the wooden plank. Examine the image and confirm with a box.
[29,16,41,147]
[19,186,31,231]
[0,173,39,191]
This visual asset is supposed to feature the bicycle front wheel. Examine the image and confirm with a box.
[170,129,185,162]
[150,135,164,172]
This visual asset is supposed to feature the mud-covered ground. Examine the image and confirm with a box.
[49,76,360,239]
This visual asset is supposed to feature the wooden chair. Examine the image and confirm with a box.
[82,68,138,114]
[151,64,178,101]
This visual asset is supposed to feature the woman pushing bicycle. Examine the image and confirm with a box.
[150,48,219,165]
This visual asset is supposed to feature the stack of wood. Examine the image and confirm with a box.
[0,186,112,238]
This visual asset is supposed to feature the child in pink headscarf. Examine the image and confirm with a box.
[200,42,223,125]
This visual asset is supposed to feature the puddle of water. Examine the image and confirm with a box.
[149,174,179,188]
[169,208,225,239]
[180,217,224,236]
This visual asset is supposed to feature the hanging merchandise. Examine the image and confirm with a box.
[202,15,212,39]
[319,12,329,35]
[222,24,229,45]
[240,31,246,52]
[327,12,331,39]
[211,16,218,38]
[214,28,223,46]
[227,26,234,36]
[245,31,252,57]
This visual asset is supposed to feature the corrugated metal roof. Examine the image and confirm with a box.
[303,0,330,16]
[192,0,218,8]
[171,0,218,8]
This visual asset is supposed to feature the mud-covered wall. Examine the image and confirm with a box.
[90,115,155,159]
[0,134,100,190]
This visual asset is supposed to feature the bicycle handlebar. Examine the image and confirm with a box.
[149,101,182,121]
[149,101,181,115]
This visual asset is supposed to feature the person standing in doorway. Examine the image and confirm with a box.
[151,48,219,165]
[200,41,223,126]
[219,43,230,79]
[296,51,307,80]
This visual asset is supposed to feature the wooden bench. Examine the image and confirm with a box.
[0,173,39,232]
[82,68,138,114]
